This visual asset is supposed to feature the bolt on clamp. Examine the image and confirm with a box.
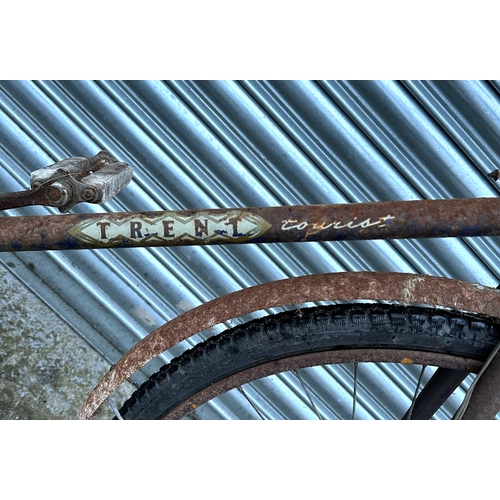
[0,151,133,212]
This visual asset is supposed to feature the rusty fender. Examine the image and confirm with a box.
[3,198,500,251]
[77,272,500,419]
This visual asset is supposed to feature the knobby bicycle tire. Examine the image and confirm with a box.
[118,303,500,420]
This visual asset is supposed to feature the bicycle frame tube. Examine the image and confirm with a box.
[2,198,500,252]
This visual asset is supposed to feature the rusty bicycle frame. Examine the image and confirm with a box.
[2,151,500,420]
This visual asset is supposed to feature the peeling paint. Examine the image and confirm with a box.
[177,300,194,312]
[132,306,156,327]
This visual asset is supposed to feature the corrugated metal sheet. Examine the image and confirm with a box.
[1,80,500,419]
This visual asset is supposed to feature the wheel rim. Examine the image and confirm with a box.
[163,349,482,419]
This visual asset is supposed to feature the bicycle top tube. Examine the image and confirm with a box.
[1,197,500,252]
[2,152,500,252]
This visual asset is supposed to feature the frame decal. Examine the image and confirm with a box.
[68,211,271,247]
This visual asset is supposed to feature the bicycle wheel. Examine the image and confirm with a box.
[117,303,500,420]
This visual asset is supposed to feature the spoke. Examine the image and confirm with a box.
[237,385,266,420]
[401,368,468,420]
[455,339,500,420]
[405,365,427,420]
[352,363,358,420]
[294,369,323,420]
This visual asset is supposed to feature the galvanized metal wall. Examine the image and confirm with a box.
[1,80,500,419]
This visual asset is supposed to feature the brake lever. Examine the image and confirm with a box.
[0,151,133,213]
